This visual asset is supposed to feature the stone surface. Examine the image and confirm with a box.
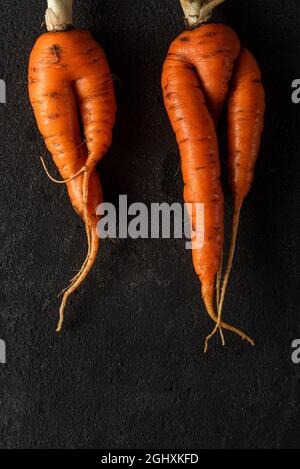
[0,0,299,449]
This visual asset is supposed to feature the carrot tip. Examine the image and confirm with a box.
[56,307,65,332]
[204,322,223,353]
[246,337,256,347]
[56,321,63,334]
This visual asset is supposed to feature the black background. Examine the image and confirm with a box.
[0,0,299,450]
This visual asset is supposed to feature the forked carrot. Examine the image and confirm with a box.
[28,0,116,330]
[216,48,265,328]
[162,0,256,351]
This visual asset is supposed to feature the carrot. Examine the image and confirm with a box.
[178,0,240,125]
[216,48,265,326]
[28,0,116,331]
[162,0,255,350]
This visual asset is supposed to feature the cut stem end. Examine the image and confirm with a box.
[179,0,225,28]
[46,0,74,32]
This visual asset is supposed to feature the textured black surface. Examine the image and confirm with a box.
[0,0,300,450]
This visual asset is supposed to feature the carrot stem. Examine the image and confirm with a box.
[46,0,73,32]
[179,0,225,27]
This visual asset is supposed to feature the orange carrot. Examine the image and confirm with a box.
[217,48,265,325]
[28,0,116,331]
[162,0,255,350]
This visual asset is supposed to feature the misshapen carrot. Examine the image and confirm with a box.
[178,0,240,125]
[162,0,255,350]
[216,48,265,324]
[228,49,265,205]
[28,0,116,330]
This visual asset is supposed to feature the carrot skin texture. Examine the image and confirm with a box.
[28,29,116,192]
[28,29,116,329]
[216,48,265,327]
[162,24,259,349]
[168,24,240,125]
[228,48,265,206]
[162,25,225,311]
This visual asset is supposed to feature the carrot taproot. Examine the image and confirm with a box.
[28,0,116,331]
[216,48,265,326]
[162,0,255,350]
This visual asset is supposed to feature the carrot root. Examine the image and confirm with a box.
[58,249,90,297]
[83,169,93,274]
[203,200,256,352]
[56,168,97,330]
[218,202,242,323]
[56,228,99,333]
[216,252,223,307]
[204,324,225,353]
[40,157,88,185]
[203,296,255,353]
[83,170,92,223]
